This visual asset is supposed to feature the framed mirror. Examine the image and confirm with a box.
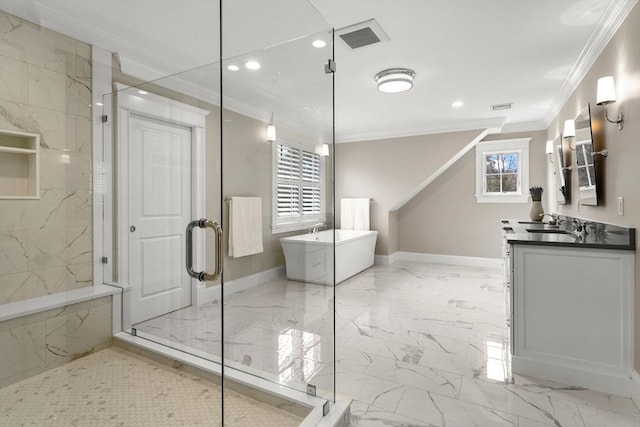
[551,135,569,204]
[573,104,599,206]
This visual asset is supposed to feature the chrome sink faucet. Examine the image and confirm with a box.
[572,218,589,238]
[541,213,560,226]
[311,223,325,234]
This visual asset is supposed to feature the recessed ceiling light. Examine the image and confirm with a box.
[374,68,415,93]
[137,90,148,95]
[312,40,326,48]
[245,61,261,70]
[227,64,239,71]
[452,101,464,108]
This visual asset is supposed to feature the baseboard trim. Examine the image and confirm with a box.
[513,355,633,397]
[374,252,399,265]
[376,251,500,268]
[195,266,286,306]
[632,370,640,410]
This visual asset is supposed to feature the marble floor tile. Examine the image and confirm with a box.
[131,261,640,426]
[395,385,517,426]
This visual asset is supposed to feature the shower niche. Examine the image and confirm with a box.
[0,129,40,199]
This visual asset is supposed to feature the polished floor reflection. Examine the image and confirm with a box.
[135,261,640,426]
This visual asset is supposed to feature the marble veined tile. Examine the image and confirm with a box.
[0,101,66,150]
[44,300,112,367]
[0,321,46,383]
[458,377,585,427]
[396,386,517,427]
[28,64,65,112]
[512,374,640,418]
[0,230,28,275]
[131,261,640,426]
[0,55,27,103]
[336,371,404,412]
[363,354,462,399]
[65,74,91,118]
[76,115,92,153]
[578,404,640,427]
[349,400,433,427]
[344,333,425,365]
[0,265,81,304]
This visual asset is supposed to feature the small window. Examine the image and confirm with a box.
[475,138,530,204]
[272,140,324,233]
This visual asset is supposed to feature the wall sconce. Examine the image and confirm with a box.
[545,140,554,164]
[596,76,624,130]
[266,113,276,142]
[562,119,576,151]
[320,143,330,157]
[563,119,575,138]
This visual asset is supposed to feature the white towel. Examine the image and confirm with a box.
[341,198,370,230]
[228,197,263,258]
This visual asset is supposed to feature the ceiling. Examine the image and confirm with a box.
[0,0,635,142]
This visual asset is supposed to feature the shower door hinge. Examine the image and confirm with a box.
[101,115,108,123]
[101,256,108,264]
[306,384,317,396]
[324,59,336,74]
[323,400,330,416]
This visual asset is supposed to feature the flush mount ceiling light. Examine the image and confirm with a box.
[227,64,239,71]
[374,68,415,93]
[244,60,261,70]
[312,40,326,48]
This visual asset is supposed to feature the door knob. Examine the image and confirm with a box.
[130,226,136,232]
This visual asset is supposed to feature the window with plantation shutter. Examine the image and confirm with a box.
[272,140,324,232]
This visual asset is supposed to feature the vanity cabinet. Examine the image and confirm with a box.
[512,244,633,395]
[502,218,635,396]
[0,129,40,199]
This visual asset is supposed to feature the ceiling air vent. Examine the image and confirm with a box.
[336,19,389,49]
[491,103,514,111]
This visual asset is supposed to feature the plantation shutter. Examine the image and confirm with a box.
[277,144,300,180]
[301,150,321,215]
[277,184,300,217]
[274,142,323,227]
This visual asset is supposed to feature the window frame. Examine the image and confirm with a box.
[271,138,325,234]
[475,138,530,204]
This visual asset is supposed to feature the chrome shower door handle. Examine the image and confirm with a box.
[186,218,223,282]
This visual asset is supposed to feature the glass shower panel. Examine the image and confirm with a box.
[101,63,223,425]
[220,25,336,410]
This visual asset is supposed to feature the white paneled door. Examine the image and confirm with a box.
[128,113,192,324]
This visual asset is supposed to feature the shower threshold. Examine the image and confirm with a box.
[114,332,350,427]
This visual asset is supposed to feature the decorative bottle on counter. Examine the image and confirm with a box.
[529,200,544,221]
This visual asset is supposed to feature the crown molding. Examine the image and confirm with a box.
[501,120,548,134]
[543,0,638,127]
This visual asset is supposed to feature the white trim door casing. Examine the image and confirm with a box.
[115,87,209,325]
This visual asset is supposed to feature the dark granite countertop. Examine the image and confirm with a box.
[502,215,636,251]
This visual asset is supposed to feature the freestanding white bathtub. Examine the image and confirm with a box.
[280,229,378,285]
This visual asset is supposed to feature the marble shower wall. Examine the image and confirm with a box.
[0,11,93,304]
[0,295,112,388]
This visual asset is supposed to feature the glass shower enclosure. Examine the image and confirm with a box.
[100,0,337,424]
